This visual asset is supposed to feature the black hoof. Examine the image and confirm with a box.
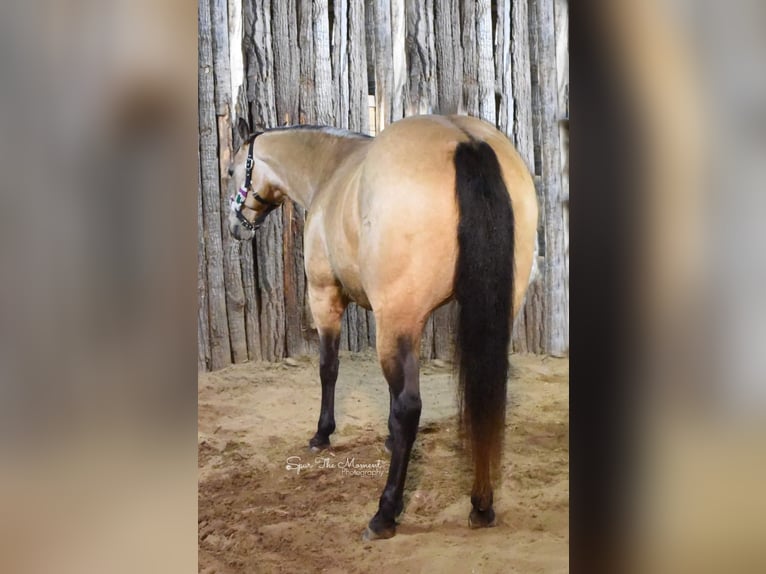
[363,512,397,540]
[362,525,396,541]
[468,506,496,529]
[309,434,331,452]
[362,522,396,541]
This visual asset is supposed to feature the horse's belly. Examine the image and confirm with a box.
[306,212,371,309]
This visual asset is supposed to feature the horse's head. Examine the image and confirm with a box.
[227,135,285,241]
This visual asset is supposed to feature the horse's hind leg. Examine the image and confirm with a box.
[364,316,423,540]
[384,388,394,454]
[307,285,346,451]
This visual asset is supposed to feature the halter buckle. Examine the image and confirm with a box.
[236,208,255,231]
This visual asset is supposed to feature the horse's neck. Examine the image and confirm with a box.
[260,131,369,209]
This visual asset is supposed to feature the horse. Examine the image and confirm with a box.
[227,114,539,540]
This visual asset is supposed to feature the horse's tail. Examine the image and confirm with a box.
[453,138,515,495]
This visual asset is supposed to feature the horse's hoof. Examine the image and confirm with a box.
[308,435,330,452]
[362,525,396,541]
[468,507,497,529]
[363,512,397,541]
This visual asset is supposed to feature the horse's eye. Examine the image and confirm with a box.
[228,166,234,177]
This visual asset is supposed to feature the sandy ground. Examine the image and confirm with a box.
[199,351,569,573]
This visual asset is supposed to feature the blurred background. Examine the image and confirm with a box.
[0,0,764,572]
[596,1,766,572]
[0,1,198,573]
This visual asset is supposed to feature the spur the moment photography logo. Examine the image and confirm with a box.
[285,455,388,478]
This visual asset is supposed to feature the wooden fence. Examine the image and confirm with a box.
[198,0,569,371]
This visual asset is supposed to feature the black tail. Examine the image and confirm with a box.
[453,139,515,491]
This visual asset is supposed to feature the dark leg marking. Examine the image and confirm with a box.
[309,333,340,450]
[385,387,394,454]
[364,337,421,540]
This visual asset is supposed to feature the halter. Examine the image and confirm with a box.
[229,136,281,231]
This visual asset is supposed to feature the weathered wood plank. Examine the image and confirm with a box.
[556,0,569,352]
[405,0,437,115]
[495,0,513,136]
[228,0,247,130]
[298,0,316,124]
[522,278,545,352]
[512,0,535,169]
[476,0,495,124]
[373,0,393,130]
[282,201,310,356]
[272,0,300,125]
[255,218,286,360]
[433,0,462,113]
[432,303,456,360]
[340,312,351,352]
[511,0,539,353]
[213,0,248,363]
[366,310,377,348]
[245,0,277,129]
[212,0,232,115]
[240,239,263,361]
[199,0,232,369]
[349,0,370,132]
[527,0,543,177]
[390,0,406,121]
[198,160,211,371]
[314,0,334,125]
[420,314,435,360]
[532,0,567,356]
[345,305,364,352]
[461,0,479,116]
[365,0,376,98]
[333,0,351,129]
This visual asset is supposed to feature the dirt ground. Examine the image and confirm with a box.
[199,351,569,574]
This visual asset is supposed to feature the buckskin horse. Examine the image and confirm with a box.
[227,114,538,540]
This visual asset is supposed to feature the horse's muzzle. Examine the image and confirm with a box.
[228,214,256,241]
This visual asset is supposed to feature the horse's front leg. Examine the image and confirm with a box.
[309,331,340,450]
[306,283,347,451]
